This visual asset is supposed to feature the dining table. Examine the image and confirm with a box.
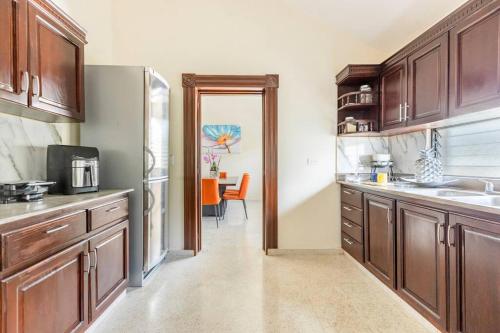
[202,176,239,217]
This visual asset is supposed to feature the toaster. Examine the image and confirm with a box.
[47,145,99,195]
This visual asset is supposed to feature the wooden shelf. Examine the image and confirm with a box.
[338,103,378,112]
[337,131,381,137]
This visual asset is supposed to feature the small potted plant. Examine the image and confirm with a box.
[203,151,221,178]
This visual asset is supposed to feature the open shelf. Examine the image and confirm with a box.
[336,64,381,135]
[338,102,378,112]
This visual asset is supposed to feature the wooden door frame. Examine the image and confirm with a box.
[183,74,279,254]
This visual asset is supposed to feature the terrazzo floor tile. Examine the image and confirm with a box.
[91,201,436,333]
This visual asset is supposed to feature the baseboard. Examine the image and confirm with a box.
[86,290,126,333]
[343,251,440,333]
[267,248,344,255]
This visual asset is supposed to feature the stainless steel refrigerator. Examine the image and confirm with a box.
[81,65,169,287]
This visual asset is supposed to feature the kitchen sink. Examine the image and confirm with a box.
[453,196,500,207]
[434,190,486,197]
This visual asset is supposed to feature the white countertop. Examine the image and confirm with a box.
[338,180,500,216]
[0,189,133,225]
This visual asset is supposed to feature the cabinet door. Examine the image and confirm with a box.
[364,194,396,288]
[380,59,407,131]
[1,241,89,333]
[0,0,28,105]
[407,34,449,126]
[449,214,500,333]
[28,2,85,120]
[397,202,447,331]
[89,221,129,323]
[449,2,500,117]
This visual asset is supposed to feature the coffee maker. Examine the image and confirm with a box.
[47,145,99,194]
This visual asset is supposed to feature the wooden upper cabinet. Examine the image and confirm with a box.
[449,214,500,333]
[407,34,449,126]
[363,194,396,289]
[28,2,85,121]
[0,0,28,105]
[449,2,500,117]
[380,59,407,131]
[396,202,447,332]
[1,241,89,333]
[89,221,129,323]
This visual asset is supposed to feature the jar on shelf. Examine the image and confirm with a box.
[360,84,372,104]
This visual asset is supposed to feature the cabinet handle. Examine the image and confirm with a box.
[343,221,353,228]
[343,190,353,195]
[404,102,410,120]
[106,206,120,213]
[45,224,69,234]
[32,75,40,96]
[387,208,391,224]
[438,223,445,244]
[447,225,456,247]
[21,71,30,93]
[343,206,352,212]
[90,250,98,269]
[399,104,403,122]
[343,238,353,245]
[84,254,91,273]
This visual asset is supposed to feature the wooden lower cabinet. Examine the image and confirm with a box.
[396,202,447,332]
[363,194,396,288]
[0,195,130,333]
[449,214,500,333]
[342,185,500,333]
[89,221,129,322]
[1,241,89,333]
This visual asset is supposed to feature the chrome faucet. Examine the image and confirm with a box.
[479,179,500,194]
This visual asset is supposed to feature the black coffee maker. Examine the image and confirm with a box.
[47,145,99,194]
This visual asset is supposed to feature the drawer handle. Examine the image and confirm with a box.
[45,224,69,234]
[106,206,120,213]
[343,238,354,245]
[343,206,352,212]
[343,190,353,195]
[343,221,353,228]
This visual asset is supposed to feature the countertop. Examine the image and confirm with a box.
[338,180,500,217]
[0,189,134,225]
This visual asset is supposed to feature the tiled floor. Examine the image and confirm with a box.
[92,200,436,333]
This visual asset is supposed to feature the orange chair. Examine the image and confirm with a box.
[202,178,222,228]
[223,173,250,219]
[219,171,227,179]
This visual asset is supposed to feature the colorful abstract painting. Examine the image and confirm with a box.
[202,125,241,154]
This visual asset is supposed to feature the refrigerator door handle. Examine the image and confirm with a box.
[145,146,156,177]
[144,186,156,215]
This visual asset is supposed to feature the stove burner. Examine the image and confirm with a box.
[0,181,55,204]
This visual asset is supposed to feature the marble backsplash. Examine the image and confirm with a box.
[336,136,389,173]
[0,113,78,182]
[337,118,500,178]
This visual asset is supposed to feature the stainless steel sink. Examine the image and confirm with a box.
[453,196,500,207]
[434,190,486,197]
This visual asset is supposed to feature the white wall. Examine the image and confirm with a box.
[108,0,387,250]
[51,0,114,65]
[201,95,263,201]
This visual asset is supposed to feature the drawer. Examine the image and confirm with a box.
[89,198,128,231]
[341,187,363,208]
[2,211,87,269]
[341,203,363,226]
[341,232,363,263]
[341,217,363,243]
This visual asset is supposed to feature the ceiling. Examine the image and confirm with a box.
[285,0,468,58]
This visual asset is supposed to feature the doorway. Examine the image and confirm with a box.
[200,95,263,249]
[182,74,279,254]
